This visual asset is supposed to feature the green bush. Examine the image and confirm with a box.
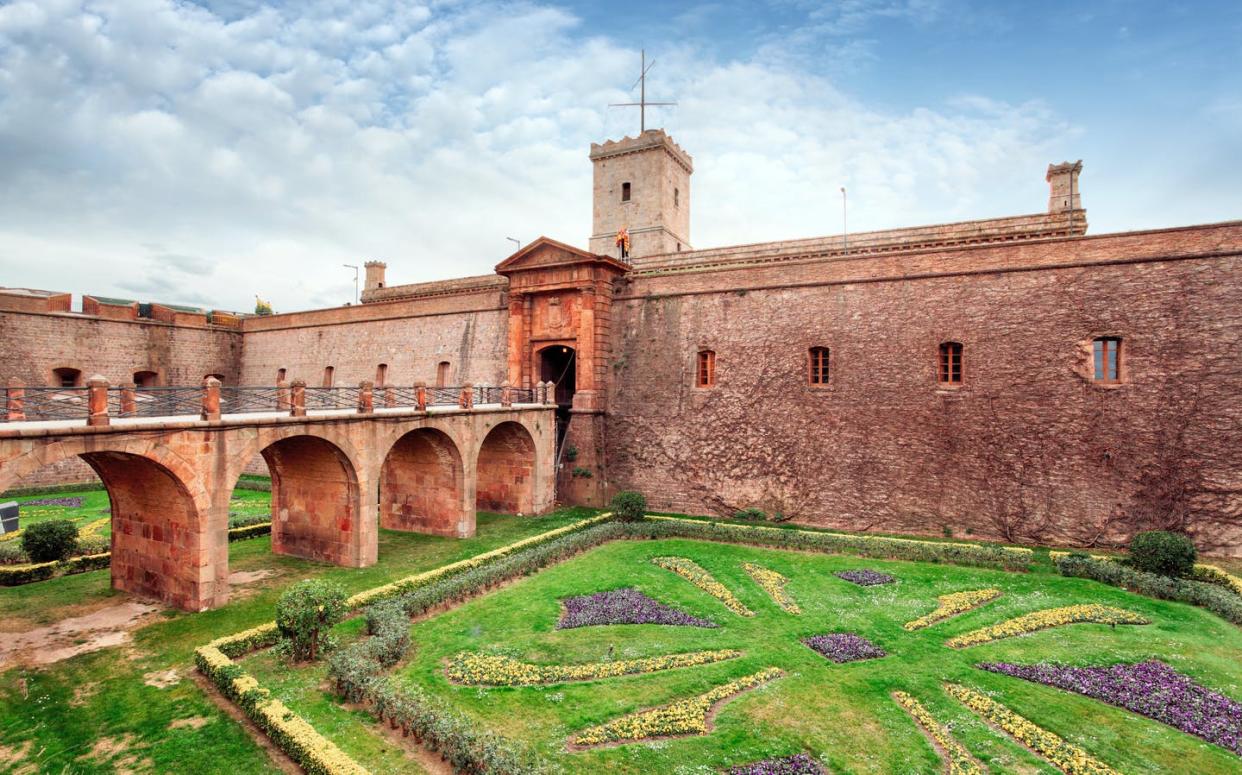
[733,508,766,521]
[0,541,29,566]
[1129,531,1197,577]
[21,520,78,563]
[1056,554,1242,626]
[609,490,647,522]
[275,579,347,661]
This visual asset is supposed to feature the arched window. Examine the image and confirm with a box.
[276,367,287,384]
[52,367,82,388]
[203,373,225,384]
[696,350,716,388]
[621,182,631,202]
[375,363,388,386]
[808,347,830,385]
[322,366,335,387]
[133,370,159,387]
[938,342,963,386]
[1093,337,1121,383]
[436,361,451,388]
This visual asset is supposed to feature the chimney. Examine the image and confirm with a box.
[1046,160,1083,213]
[363,260,387,291]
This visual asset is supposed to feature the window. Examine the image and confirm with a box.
[52,367,81,388]
[696,350,716,388]
[436,361,451,388]
[808,347,830,385]
[674,187,679,208]
[938,342,963,386]
[204,373,225,383]
[322,366,335,387]
[621,182,631,202]
[276,367,287,384]
[1093,337,1121,383]
[133,370,159,387]
[375,363,388,386]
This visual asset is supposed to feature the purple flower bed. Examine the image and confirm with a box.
[802,633,886,663]
[20,497,84,509]
[979,660,1242,754]
[728,753,825,774]
[557,588,717,629]
[834,569,894,586]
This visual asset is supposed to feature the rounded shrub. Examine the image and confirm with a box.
[21,520,79,563]
[609,490,647,522]
[1129,530,1197,578]
[275,579,348,661]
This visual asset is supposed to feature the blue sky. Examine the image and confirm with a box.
[0,1,1238,311]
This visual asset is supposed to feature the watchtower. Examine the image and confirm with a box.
[589,130,693,260]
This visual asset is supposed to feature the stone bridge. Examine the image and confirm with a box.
[0,379,557,611]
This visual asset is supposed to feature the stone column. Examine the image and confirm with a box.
[276,379,290,411]
[201,376,221,421]
[87,375,110,427]
[578,285,596,392]
[383,384,396,409]
[544,381,557,405]
[415,382,427,412]
[290,379,306,417]
[459,383,474,410]
[501,384,512,408]
[5,378,24,422]
[358,380,373,414]
[507,293,525,388]
[119,382,137,416]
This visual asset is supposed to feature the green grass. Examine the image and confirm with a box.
[387,538,1242,774]
[0,507,598,773]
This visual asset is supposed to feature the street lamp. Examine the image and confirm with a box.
[506,237,521,250]
[343,264,359,305]
[840,187,848,251]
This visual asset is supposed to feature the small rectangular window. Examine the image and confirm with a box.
[375,363,388,385]
[674,187,679,208]
[808,347,830,385]
[437,361,451,388]
[696,350,715,388]
[276,368,287,384]
[322,366,335,387]
[621,182,631,202]
[938,342,963,386]
[1093,337,1121,383]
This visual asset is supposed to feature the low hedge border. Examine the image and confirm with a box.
[1049,551,1242,598]
[1054,554,1242,626]
[0,523,272,587]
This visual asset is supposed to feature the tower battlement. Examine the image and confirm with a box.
[589,129,693,260]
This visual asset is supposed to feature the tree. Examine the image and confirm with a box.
[275,579,347,661]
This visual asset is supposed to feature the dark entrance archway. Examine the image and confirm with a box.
[538,345,575,451]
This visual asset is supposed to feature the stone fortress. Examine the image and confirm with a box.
[3,129,1240,555]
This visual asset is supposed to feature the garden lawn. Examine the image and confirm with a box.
[0,507,597,773]
[393,538,1242,774]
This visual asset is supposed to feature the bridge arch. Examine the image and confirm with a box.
[379,427,466,537]
[475,420,538,515]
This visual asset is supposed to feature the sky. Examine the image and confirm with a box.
[0,1,1238,312]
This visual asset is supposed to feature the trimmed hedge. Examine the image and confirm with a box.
[1055,554,1242,626]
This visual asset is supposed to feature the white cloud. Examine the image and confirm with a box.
[0,0,1073,312]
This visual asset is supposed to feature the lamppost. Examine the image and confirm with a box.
[506,237,521,250]
[841,187,848,251]
[343,264,359,305]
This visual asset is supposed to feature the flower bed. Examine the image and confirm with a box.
[742,562,801,614]
[652,556,753,616]
[892,691,983,775]
[946,683,1119,774]
[727,753,825,774]
[802,633,886,664]
[558,587,717,628]
[978,660,1242,755]
[572,667,784,746]
[835,569,894,587]
[20,496,85,508]
[447,649,741,686]
[904,589,1001,631]
[946,604,1149,649]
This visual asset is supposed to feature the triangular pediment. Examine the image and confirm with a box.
[494,236,629,275]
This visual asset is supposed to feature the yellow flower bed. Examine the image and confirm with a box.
[79,517,109,538]
[573,667,783,746]
[652,556,753,616]
[903,589,1001,631]
[348,513,614,608]
[1049,551,1242,597]
[447,649,742,686]
[946,604,1149,648]
[741,562,800,614]
[946,684,1119,775]
[892,691,983,775]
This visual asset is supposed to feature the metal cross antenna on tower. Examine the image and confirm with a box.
[608,49,677,133]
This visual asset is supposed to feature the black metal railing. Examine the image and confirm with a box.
[10,387,90,421]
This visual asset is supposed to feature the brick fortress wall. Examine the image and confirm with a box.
[604,221,1242,555]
